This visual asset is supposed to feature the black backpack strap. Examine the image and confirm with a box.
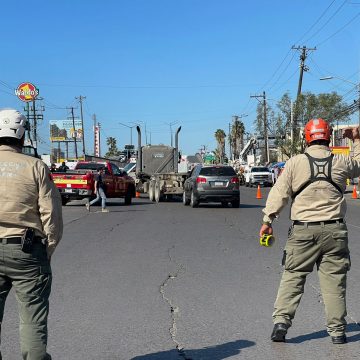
[292,153,343,200]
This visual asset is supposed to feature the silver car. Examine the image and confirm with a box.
[183,165,240,208]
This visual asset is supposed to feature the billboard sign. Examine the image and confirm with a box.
[50,119,83,142]
[15,82,39,102]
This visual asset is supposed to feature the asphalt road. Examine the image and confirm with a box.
[1,186,360,359]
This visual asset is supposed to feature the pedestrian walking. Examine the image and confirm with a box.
[0,108,63,359]
[86,167,109,212]
[259,118,360,344]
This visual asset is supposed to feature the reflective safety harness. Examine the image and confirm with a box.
[292,153,343,200]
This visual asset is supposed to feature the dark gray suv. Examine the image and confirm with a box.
[183,165,240,208]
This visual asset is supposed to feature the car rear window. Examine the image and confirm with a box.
[251,167,269,172]
[76,163,106,170]
[199,167,236,176]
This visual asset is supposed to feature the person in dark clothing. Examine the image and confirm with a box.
[58,161,69,172]
[50,163,57,172]
[85,167,109,212]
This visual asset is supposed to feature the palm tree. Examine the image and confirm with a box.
[231,119,245,160]
[105,137,120,158]
[214,129,226,163]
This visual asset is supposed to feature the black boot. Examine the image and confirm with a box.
[331,335,347,344]
[271,323,288,342]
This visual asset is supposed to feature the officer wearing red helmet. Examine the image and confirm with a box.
[259,118,360,344]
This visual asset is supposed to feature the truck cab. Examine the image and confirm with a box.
[245,166,273,187]
[52,161,135,205]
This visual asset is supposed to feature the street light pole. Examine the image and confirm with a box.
[119,122,136,146]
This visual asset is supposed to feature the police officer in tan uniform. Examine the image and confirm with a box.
[0,109,63,359]
[259,118,360,344]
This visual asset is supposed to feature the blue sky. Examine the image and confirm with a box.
[0,0,359,157]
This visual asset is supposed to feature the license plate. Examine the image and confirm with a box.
[65,189,73,193]
[214,182,224,186]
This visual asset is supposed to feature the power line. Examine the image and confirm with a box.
[260,48,293,90]
[0,79,15,92]
[295,0,337,44]
[267,51,297,92]
[316,11,360,46]
[270,68,299,95]
[0,89,14,96]
[304,0,348,43]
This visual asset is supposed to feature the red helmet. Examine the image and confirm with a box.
[304,118,332,144]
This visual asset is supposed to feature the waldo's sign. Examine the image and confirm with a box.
[15,82,39,102]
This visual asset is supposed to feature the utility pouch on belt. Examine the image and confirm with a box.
[21,228,35,253]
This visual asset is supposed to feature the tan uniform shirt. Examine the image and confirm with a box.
[263,140,360,223]
[0,145,63,256]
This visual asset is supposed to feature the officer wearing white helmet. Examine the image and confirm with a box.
[0,108,63,359]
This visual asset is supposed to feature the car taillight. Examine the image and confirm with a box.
[231,177,239,183]
[196,177,206,183]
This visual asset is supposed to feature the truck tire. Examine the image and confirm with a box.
[183,191,190,206]
[190,191,199,208]
[148,181,155,201]
[154,182,162,203]
[61,197,69,206]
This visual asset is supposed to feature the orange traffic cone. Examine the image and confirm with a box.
[352,185,358,199]
[136,191,141,198]
[256,185,262,199]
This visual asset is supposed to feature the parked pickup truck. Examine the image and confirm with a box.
[52,161,136,206]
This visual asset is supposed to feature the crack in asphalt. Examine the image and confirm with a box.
[64,214,89,226]
[159,246,191,360]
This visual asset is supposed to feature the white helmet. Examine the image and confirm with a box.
[0,108,27,140]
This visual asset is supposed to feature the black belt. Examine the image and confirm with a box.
[0,237,44,245]
[293,219,344,226]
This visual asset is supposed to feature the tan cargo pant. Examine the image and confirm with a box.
[0,241,52,360]
[273,221,351,337]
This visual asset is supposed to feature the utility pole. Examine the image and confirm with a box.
[251,92,269,163]
[291,45,316,142]
[228,123,232,160]
[97,122,101,157]
[93,114,97,156]
[76,95,86,157]
[200,145,206,158]
[68,107,78,159]
[25,98,44,148]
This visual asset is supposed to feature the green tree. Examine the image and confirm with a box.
[105,137,121,158]
[214,129,226,163]
[255,91,352,158]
